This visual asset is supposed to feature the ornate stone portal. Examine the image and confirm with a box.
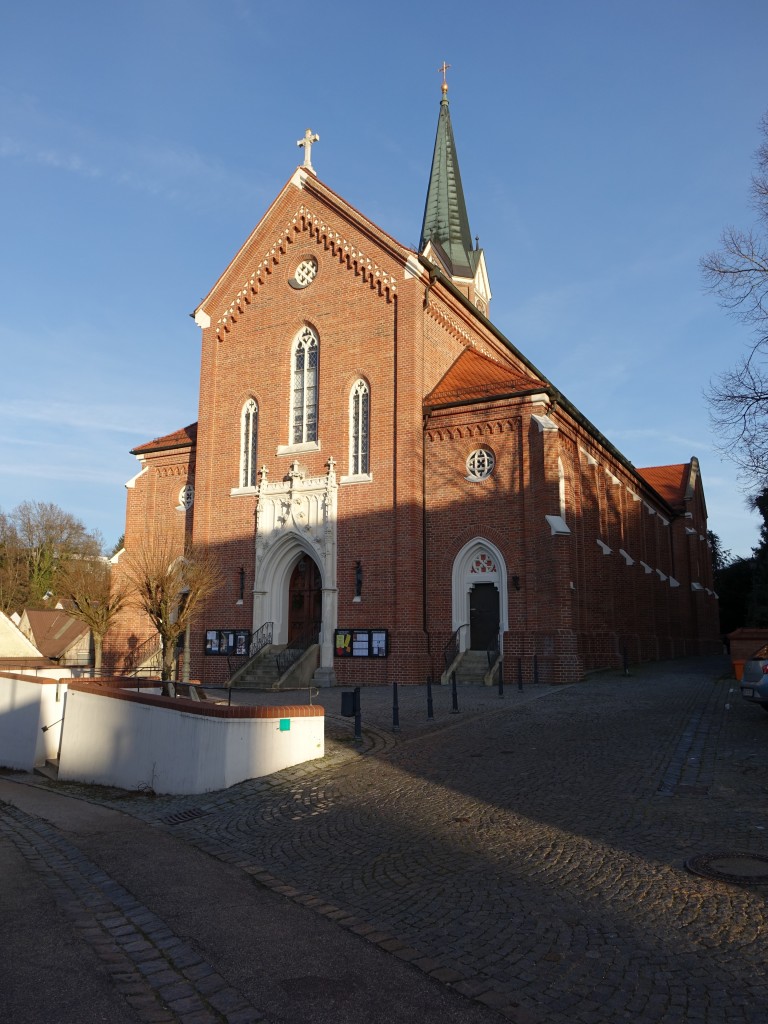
[253,458,338,686]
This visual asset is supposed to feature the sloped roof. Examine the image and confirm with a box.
[132,423,198,456]
[22,609,88,659]
[636,464,690,509]
[425,348,546,409]
[0,612,43,658]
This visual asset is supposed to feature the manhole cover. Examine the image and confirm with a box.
[685,851,768,884]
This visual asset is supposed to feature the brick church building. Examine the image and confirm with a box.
[106,80,719,687]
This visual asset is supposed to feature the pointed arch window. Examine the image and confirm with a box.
[241,398,258,488]
[292,326,319,445]
[350,379,370,476]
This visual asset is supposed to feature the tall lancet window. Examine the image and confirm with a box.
[292,326,319,444]
[241,398,258,488]
[558,457,567,520]
[350,379,370,475]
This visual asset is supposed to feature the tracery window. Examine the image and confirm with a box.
[350,379,370,475]
[241,398,258,488]
[466,448,495,481]
[291,327,319,444]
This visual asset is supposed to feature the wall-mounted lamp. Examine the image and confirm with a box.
[354,560,363,602]
[238,566,245,604]
[512,576,521,591]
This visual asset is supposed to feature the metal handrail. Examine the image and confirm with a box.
[249,621,274,658]
[124,633,162,676]
[226,621,273,680]
[276,626,319,677]
[444,623,468,669]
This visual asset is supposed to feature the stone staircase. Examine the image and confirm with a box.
[35,758,59,781]
[231,645,286,690]
[454,649,492,685]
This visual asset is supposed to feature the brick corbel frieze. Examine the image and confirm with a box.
[213,206,398,339]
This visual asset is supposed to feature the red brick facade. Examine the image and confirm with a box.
[104,165,719,687]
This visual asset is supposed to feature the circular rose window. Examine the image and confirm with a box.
[290,257,318,289]
[466,448,495,481]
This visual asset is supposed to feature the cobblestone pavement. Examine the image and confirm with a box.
[8,657,768,1023]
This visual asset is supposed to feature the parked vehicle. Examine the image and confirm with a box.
[740,655,768,713]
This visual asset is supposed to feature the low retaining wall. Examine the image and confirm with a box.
[0,671,71,771]
[59,682,324,795]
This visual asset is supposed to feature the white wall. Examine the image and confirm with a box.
[58,688,324,795]
[0,674,70,770]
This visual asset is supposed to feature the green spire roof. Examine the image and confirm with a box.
[419,82,476,278]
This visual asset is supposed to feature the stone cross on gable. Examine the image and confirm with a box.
[297,128,320,172]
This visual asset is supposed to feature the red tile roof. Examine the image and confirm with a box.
[636,464,689,508]
[131,423,198,455]
[425,348,546,408]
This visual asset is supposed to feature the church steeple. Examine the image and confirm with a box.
[420,66,491,315]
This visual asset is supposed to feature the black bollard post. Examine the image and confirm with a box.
[451,670,459,713]
[533,653,539,685]
[623,645,630,677]
[498,659,504,697]
[426,674,434,720]
[354,686,362,743]
[517,657,523,692]
[392,678,400,733]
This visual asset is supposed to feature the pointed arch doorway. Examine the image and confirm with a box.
[452,539,509,653]
[288,555,322,644]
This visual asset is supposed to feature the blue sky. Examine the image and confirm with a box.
[1,1,767,559]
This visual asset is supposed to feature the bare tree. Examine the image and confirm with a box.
[122,535,222,681]
[703,112,768,486]
[0,501,103,612]
[57,558,128,674]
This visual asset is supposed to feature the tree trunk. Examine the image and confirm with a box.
[93,634,103,675]
[161,637,175,682]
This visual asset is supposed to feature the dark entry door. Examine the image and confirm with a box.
[288,557,322,644]
[469,583,499,650]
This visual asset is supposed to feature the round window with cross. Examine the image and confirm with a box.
[466,448,495,481]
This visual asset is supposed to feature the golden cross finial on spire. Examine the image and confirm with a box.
[438,61,451,94]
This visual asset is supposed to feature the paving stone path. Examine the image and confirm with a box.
[0,802,265,1024]
[9,657,768,1023]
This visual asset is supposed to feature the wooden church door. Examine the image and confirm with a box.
[288,556,322,644]
[469,583,499,650]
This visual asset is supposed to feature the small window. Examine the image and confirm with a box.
[241,398,258,487]
[350,379,370,475]
[466,448,495,481]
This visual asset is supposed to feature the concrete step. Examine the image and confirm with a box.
[34,759,59,781]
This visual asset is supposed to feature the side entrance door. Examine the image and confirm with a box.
[288,557,322,644]
[469,582,499,651]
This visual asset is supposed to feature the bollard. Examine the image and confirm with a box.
[498,659,504,697]
[517,657,523,692]
[354,686,362,743]
[451,670,459,713]
[426,674,434,720]
[623,646,630,677]
[533,653,539,685]
[392,678,400,733]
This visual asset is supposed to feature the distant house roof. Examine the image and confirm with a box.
[131,422,198,456]
[424,348,545,409]
[0,612,43,658]
[21,609,89,660]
